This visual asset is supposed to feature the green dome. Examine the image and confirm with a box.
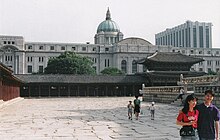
[97,8,120,33]
[97,20,120,33]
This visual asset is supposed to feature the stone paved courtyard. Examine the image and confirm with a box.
[0,97,183,140]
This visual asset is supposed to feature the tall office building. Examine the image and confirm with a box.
[155,21,212,48]
[1,10,220,75]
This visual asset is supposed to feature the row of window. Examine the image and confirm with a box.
[198,61,220,66]
[27,56,44,62]
[121,60,138,73]
[156,26,210,48]
[3,41,15,45]
[27,65,44,73]
[26,45,110,52]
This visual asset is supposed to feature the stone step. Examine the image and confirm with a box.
[0,97,24,109]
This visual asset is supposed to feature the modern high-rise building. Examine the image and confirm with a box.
[155,20,212,48]
[0,10,220,75]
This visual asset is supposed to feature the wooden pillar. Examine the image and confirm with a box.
[58,85,60,97]
[68,85,70,97]
[39,85,41,97]
[77,85,79,96]
[105,85,108,96]
[48,85,51,97]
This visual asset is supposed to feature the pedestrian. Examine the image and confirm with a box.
[175,88,185,103]
[196,89,220,140]
[127,101,133,120]
[134,96,141,120]
[149,101,155,120]
[176,94,199,140]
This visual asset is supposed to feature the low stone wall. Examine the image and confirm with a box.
[143,92,178,104]
[143,89,220,108]
[141,86,181,104]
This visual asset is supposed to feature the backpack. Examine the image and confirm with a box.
[134,99,140,106]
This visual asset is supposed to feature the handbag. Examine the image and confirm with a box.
[179,126,195,136]
[179,111,196,136]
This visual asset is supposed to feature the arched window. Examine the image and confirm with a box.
[121,60,127,73]
[132,60,137,73]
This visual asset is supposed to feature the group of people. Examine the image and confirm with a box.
[128,89,220,140]
[176,90,220,140]
[127,96,155,120]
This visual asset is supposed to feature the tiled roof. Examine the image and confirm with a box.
[15,74,147,84]
[139,52,204,63]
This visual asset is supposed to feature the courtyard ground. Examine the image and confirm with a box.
[0,97,183,140]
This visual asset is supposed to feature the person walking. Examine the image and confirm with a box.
[176,94,199,140]
[127,101,133,120]
[149,101,155,120]
[197,90,220,140]
[134,96,141,120]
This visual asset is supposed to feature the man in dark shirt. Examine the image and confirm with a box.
[197,90,220,140]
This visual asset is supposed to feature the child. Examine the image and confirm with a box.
[149,102,155,120]
[127,101,133,120]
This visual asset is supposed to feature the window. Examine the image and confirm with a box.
[72,47,76,51]
[27,65,32,73]
[190,50,194,54]
[216,51,219,55]
[121,60,127,73]
[199,62,203,66]
[50,46,54,50]
[61,46,65,50]
[206,27,209,48]
[105,48,109,52]
[12,41,15,44]
[207,51,211,54]
[39,57,44,62]
[207,61,212,66]
[104,59,110,67]
[93,66,97,72]
[27,57,33,62]
[199,51,203,54]
[216,68,219,72]
[132,60,137,73]
[39,46,43,50]
[199,26,204,48]
[92,58,97,63]
[8,41,11,44]
[38,66,44,73]
[92,47,96,51]
[199,68,203,71]
[82,47,86,51]
[3,41,7,44]
[5,55,12,61]
[28,45,32,49]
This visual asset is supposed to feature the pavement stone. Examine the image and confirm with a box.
[0,97,190,140]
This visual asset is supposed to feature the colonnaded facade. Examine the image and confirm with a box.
[0,9,220,74]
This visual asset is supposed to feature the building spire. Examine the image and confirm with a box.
[106,7,111,20]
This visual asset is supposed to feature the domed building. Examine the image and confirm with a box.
[94,8,123,45]
[0,8,219,77]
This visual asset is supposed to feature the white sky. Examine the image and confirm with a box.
[0,0,220,47]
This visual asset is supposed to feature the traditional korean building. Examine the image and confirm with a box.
[0,63,23,101]
[16,74,147,97]
[138,52,206,86]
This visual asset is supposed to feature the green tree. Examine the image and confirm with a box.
[44,51,96,74]
[100,67,124,75]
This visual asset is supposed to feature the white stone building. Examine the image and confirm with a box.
[0,9,220,74]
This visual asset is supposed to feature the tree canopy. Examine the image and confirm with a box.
[100,67,124,75]
[44,52,96,75]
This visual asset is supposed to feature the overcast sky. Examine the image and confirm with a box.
[0,0,220,47]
